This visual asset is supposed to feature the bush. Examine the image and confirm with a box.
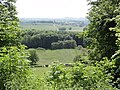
[76,45,83,50]
[0,46,32,89]
[64,40,77,49]
[51,41,64,49]
[28,49,39,65]
[51,40,77,49]
[45,58,118,90]
[58,27,66,31]
[73,53,89,63]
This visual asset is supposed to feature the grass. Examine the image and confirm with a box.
[20,23,83,31]
[31,48,86,77]
[36,49,85,65]
[20,23,57,31]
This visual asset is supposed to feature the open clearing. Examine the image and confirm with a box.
[36,48,85,65]
[32,48,86,77]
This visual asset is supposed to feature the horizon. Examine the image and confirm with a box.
[19,17,87,19]
[16,0,89,18]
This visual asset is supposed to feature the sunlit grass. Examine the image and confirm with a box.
[36,49,84,65]
[20,23,83,31]
[31,48,86,78]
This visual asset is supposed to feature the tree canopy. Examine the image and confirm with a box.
[0,0,32,89]
[0,0,21,47]
[85,0,120,60]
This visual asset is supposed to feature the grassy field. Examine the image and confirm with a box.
[31,48,86,77]
[20,23,83,31]
[20,23,57,30]
[36,48,85,65]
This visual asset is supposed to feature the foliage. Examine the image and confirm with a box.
[0,46,31,89]
[111,15,120,66]
[28,49,39,65]
[51,40,77,49]
[0,0,38,89]
[73,52,88,63]
[58,27,66,31]
[110,14,120,88]
[22,30,83,49]
[0,0,21,47]
[46,58,118,90]
[69,27,72,30]
[85,0,120,60]
[82,0,120,88]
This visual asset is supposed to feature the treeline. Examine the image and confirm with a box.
[21,30,83,49]
[22,20,54,24]
[20,18,89,27]
[51,40,77,49]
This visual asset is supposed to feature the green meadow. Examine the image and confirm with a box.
[20,23,83,31]
[31,48,86,77]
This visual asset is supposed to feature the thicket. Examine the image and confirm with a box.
[21,30,83,49]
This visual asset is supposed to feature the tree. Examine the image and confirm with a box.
[0,0,32,89]
[84,0,120,88]
[21,30,82,49]
[69,27,72,30]
[0,0,21,47]
[28,49,39,65]
[58,27,66,31]
[86,0,120,60]
[51,40,77,49]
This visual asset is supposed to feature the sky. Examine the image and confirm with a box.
[16,0,89,18]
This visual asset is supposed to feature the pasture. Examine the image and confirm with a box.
[32,48,86,77]
[20,23,83,31]
[36,48,85,65]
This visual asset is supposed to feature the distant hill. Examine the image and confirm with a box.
[19,17,89,21]
[19,17,89,26]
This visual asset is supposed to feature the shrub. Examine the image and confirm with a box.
[76,45,83,50]
[28,49,39,65]
[58,27,66,31]
[64,40,77,49]
[73,53,89,63]
[46,58,118,90]
[69,27,72,30]
[0,46,32,89]
[51,40,77,49]
[51,41,64,49]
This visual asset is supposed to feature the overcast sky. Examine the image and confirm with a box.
[16,0,89,18]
